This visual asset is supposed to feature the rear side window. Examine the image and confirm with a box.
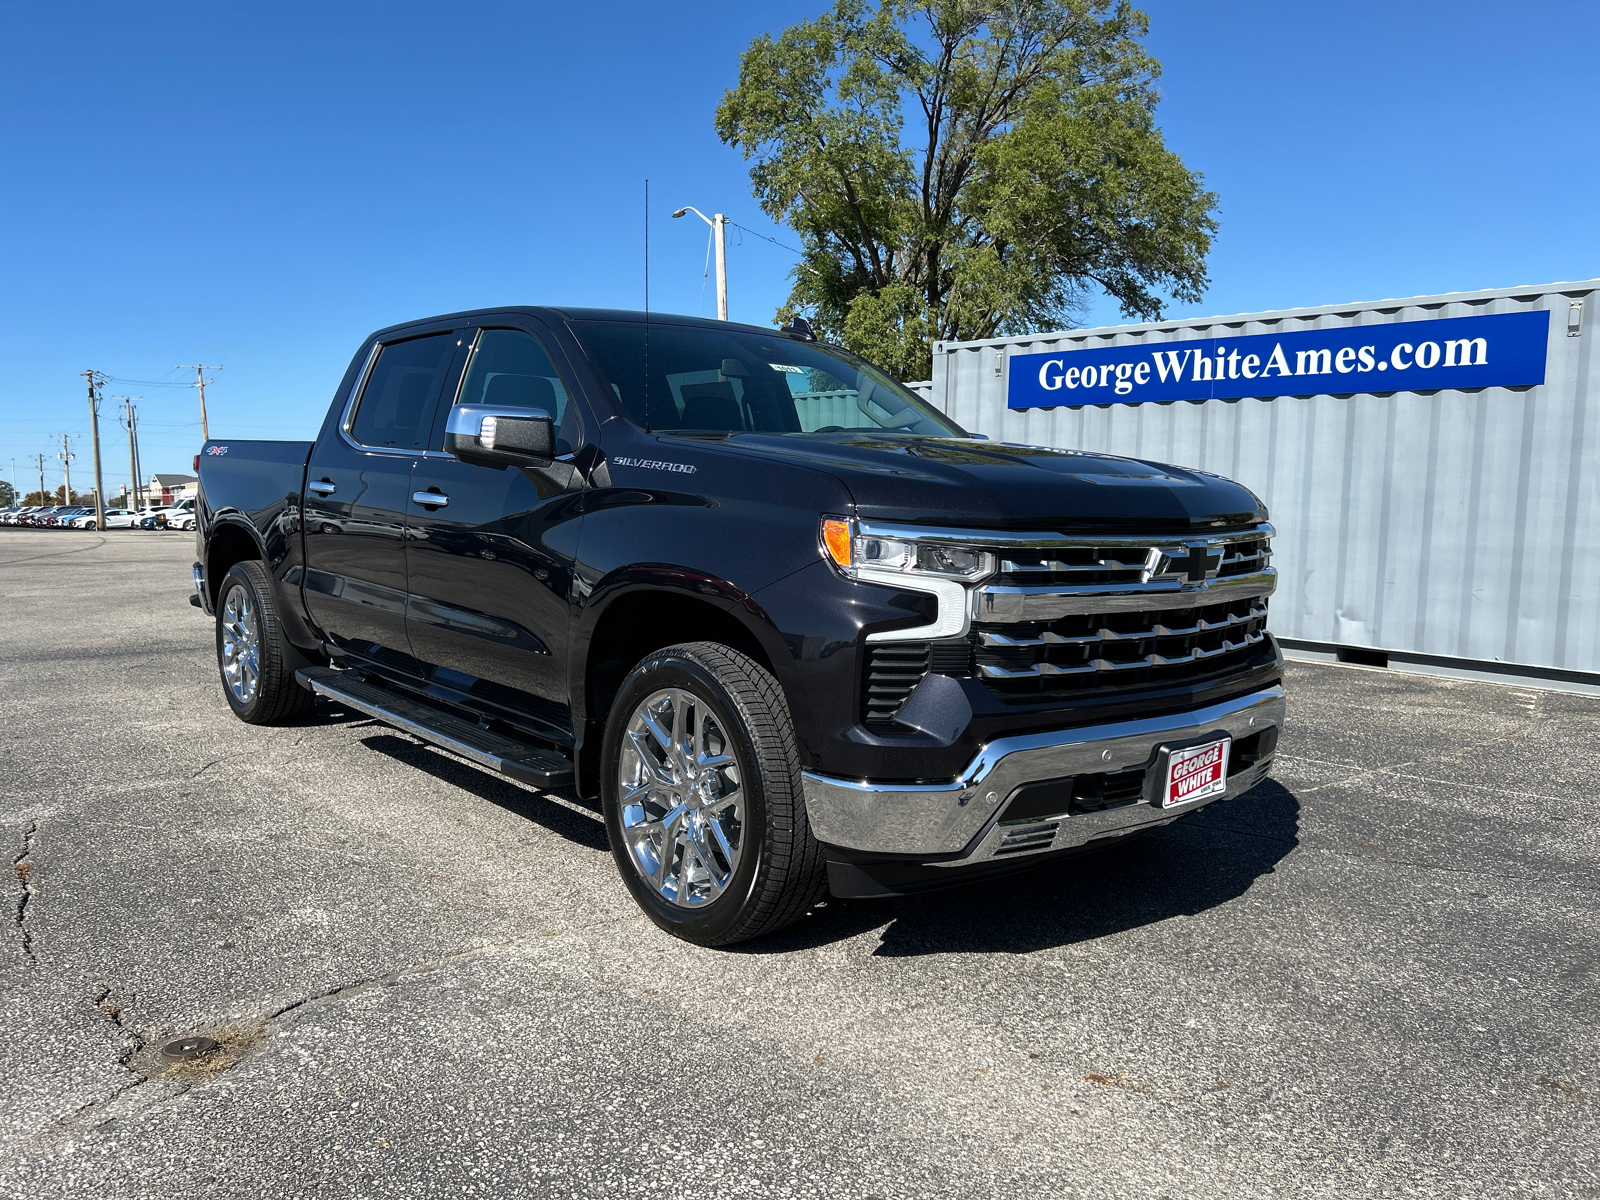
[350,333,456,449]
[452,328,578,455]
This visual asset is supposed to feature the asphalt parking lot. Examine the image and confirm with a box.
[2,530,1596,1199]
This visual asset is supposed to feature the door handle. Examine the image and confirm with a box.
[308,479,337,496]
[412,490,449,508]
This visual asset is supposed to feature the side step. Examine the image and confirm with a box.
[295,667,574,788]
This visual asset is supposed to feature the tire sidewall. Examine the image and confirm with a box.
[601,650,771,944]
[215,563,269,722]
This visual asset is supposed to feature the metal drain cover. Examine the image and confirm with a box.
[160,1036,219,1062]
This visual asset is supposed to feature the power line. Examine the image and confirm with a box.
[698,222,714,316]
[728,221,806,257]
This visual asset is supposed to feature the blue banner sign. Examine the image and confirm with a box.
[1007,310,1550,409]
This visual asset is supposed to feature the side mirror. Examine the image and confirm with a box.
[444,404,554,468]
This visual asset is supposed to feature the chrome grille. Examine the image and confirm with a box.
[974,596,1271,699]
[973,524,1276,704]
[858,523,1277,718]
[1217,537,1270,578]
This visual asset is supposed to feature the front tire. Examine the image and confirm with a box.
[215,560,315,725]
[601,642,826,946]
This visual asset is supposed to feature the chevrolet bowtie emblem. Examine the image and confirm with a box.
[1185,540,1223,583]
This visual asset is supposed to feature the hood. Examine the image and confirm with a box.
[699,432,1265,531]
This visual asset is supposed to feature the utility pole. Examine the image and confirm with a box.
[58,434,74,505]
[670,206,729,320]
[34,453,46,506]
[82,370,108,529]
[116,397,142,511]
[178,364,221,441]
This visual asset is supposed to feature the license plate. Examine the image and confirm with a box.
[1160,737,1231,808]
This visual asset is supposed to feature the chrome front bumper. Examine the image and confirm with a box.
[802,685,1285,866]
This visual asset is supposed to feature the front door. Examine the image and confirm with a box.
[404,324,588,742]
[301,329,464,676]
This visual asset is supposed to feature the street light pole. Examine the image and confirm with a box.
[671,206,728,321]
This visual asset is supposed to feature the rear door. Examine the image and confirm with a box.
[404,321,589,741]
[301,329,467,676]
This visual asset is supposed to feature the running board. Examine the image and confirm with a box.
[295,667,574,788]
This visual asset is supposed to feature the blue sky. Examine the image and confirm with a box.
[3,1,1596,495]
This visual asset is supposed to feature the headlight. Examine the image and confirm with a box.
[820,518,995,581]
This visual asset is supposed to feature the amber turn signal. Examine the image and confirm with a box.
[820,518,852,569]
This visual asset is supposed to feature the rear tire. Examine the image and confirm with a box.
[601,642,826,947]
[215,560,315,725]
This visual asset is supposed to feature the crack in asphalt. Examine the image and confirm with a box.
[12,820,37,961]
[265,937,521,1023]
[1277,711,1547,801]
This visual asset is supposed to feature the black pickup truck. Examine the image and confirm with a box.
[193,307,1284,945]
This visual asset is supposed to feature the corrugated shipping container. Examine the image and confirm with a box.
[928,280,1600,679]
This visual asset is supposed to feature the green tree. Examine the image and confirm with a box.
[716,0,1217,380]
[0,479,15,506]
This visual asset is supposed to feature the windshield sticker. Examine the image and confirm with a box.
[612,457,698,475]
[768,363,805,373]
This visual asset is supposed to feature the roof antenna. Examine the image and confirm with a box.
[644,177,651,434]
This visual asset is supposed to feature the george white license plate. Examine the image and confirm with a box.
[1160,737,1231,808]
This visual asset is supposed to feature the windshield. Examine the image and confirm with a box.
[569,320,963,438]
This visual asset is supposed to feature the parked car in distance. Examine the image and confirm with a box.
[70,508,139,530]
[139,499,197,529]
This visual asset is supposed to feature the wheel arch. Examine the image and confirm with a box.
[206,519,266,609]
[573,583,788,799]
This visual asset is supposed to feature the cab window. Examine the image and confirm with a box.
[452,328,579,455]
[349,332,456,450]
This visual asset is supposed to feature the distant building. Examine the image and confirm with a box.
[148,474,198,505]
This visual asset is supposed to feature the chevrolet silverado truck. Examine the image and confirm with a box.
[192,307,1284,945]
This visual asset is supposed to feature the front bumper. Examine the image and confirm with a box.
[802,684,1284,867]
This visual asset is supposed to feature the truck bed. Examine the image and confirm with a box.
[197,440,314,521]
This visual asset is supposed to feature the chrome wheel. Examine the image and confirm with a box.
[617,687,745,909]
[219,583,261,706]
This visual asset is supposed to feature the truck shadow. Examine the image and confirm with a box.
[359,733,611,853]
[753,780,1301,957]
